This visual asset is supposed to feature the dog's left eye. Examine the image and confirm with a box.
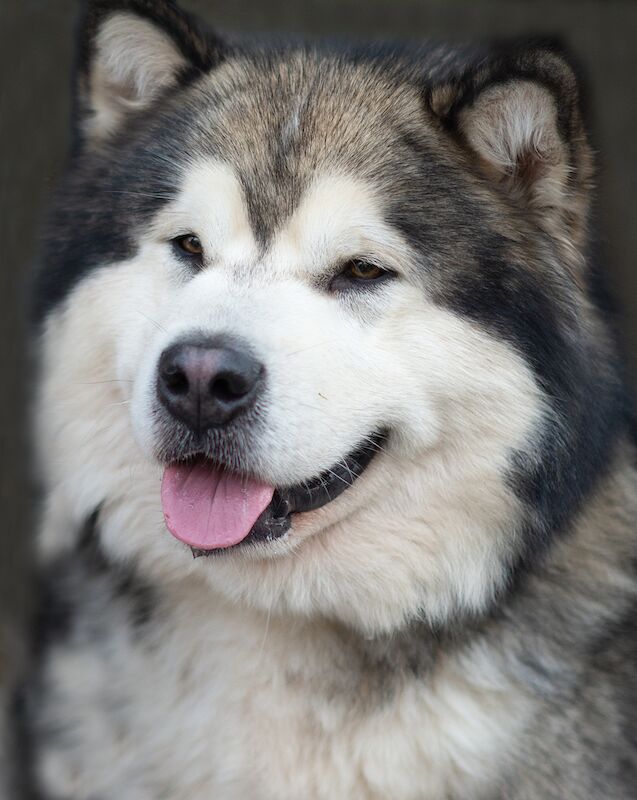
[345,260,385,280]
[331,259,393,291]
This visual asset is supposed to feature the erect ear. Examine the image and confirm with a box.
[75,0,224,147]
[426,43,593,255]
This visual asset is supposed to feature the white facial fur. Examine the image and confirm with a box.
[37,161,543,634]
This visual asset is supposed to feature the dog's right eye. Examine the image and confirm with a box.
[172,234,204,261]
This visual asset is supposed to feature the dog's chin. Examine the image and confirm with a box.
[160,430,386,558]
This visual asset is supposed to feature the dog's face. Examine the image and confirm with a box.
[35,1,623,633]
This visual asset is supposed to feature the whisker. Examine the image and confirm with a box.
[256,602,273,666]
[326,468,354,488]
[101,190,175,200]
[73,379,134,385]
[136,310,167,333]
[285,341,336,357]
[340,458,356,484]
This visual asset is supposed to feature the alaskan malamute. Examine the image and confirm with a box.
[19,0,637,797]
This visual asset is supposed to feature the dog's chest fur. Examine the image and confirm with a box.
[34,567,528,800]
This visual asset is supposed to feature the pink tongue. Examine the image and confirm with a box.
[161,462,275,550]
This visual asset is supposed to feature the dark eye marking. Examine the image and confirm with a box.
[329,259,396,292]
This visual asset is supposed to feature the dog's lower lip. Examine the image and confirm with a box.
[189,430,386,556]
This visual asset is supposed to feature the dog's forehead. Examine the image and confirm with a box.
[166,159,408,274]
[180,54,428,246]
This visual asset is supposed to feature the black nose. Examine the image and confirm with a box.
[157,335,264,432]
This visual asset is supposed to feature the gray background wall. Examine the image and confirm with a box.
[1,0,635,729]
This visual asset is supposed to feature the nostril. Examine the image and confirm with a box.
[163,365,189,395]
[210,372,250,402]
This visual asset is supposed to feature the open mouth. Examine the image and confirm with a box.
[160,431,385,555]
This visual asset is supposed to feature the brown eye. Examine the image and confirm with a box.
[329,259,395,292]
[173,234,203,257]
[345,260,385,280]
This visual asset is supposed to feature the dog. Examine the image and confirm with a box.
[18,0,637,797]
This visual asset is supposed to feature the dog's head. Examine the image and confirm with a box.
[34,0,626,633]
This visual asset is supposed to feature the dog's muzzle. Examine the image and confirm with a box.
[155,333,384,554]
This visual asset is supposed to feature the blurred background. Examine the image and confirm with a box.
[0,0,635,780]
